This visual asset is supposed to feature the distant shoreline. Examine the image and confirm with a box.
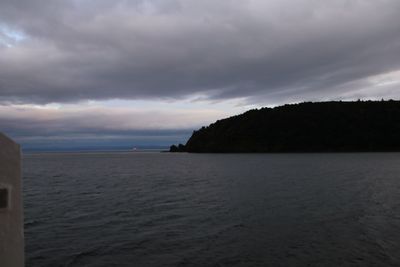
[22,148,168,154]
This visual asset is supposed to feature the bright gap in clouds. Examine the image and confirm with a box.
[1,98,256,151]
[0,25,27,47]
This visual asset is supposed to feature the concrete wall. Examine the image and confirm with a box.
[0,133,24,267]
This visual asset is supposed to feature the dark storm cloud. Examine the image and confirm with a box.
[1,0,400,104]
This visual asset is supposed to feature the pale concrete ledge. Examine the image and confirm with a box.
[0,132,24,267]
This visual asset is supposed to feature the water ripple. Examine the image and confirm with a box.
[23,152,400,266]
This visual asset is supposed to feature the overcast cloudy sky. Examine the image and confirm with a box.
[1,0,400,150]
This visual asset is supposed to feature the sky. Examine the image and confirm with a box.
[1,0,400,150]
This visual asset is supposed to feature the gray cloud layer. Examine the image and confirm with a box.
[0,104,210,148]
[1,0,400,104]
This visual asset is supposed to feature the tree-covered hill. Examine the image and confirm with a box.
[170,100,400,153]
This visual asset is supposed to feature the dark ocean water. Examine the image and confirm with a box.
[23,152,400,266]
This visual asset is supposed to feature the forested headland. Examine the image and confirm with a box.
[170,100,400,153]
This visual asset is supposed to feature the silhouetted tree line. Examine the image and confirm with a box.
[170,100,400,153]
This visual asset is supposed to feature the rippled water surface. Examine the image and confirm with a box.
[23,152,400,266]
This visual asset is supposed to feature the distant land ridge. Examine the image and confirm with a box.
[170,100,400,153]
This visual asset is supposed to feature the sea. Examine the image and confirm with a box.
[23,152,400,266]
